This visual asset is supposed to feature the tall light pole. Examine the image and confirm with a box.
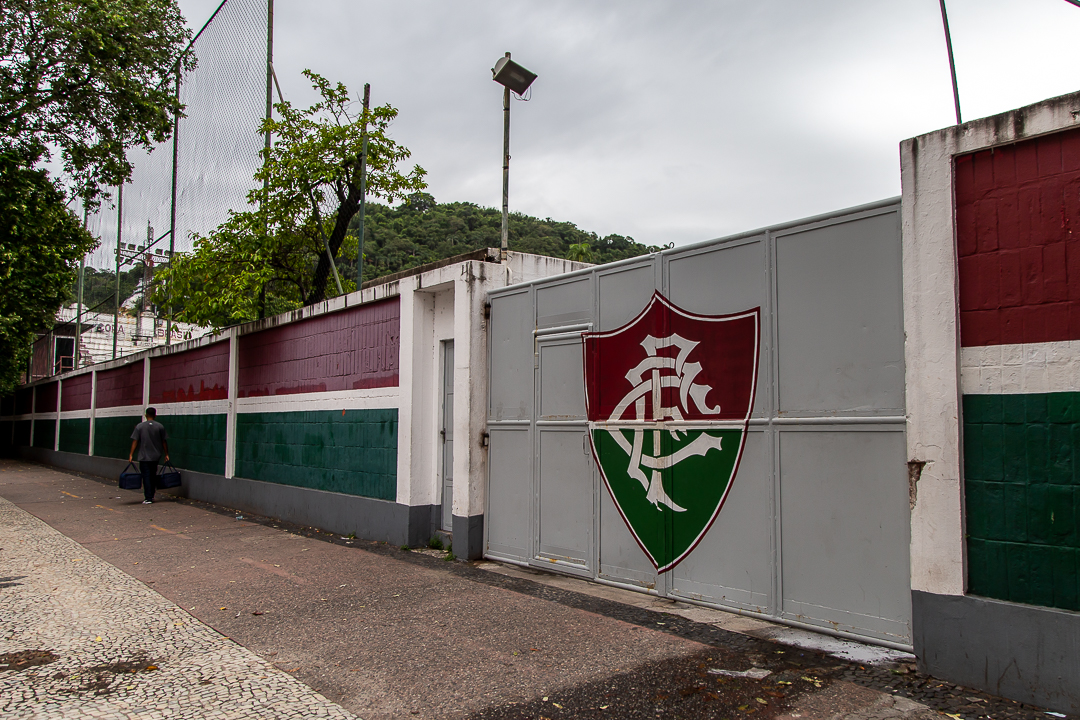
[491,53,537,262]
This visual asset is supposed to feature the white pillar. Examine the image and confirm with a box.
[225,330,239,478]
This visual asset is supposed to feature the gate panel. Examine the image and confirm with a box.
[670,427,773,612]
[598,264,656,331]
[488,199,910,646]
[774,214,904,415]
[599,486,657,587]
[486,427,531,562]
[486,288,534,562]
[779,428,911,643]
[536,276,592,328]
[537,428,593,572]
[488,289,533,422]
[666,238,770,419]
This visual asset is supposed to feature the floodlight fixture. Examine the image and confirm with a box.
[492,55,537,96]
[492,53,537,262]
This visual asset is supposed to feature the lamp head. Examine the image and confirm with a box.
[492,54,536,95]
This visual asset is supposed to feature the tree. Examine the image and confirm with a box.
[0,148,96,392]
[0,0,193,204]
[566,242,597,263]
[156,70,426,328]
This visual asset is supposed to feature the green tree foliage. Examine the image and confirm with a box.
[0,0,193,204]
[338,193,660,284]
[0,149,96,392]
[0,0,191,391]
[156,70,426,327]
[64,266,145,316]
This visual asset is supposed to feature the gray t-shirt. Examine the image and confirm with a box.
[130,421,168,462]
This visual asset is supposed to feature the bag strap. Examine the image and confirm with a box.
[159,460,178,473]
[123,461,138,472]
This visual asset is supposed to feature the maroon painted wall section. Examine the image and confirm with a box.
[238,298,400,397]
[150,341,230,403]
[95,361,144,409]
[956,126,1080,347]
[60,373,93,412]
[34,382,58,413]
[15,387,33,415]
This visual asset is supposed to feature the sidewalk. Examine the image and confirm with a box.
[0,459,1064,719]
[0,491,359,720]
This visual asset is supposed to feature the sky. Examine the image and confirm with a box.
[171,0,1080,249]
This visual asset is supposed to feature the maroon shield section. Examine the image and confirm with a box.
[583,292,759,424]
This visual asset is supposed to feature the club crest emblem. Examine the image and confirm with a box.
[583,292,760,572]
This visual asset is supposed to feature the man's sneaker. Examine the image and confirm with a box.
[142,500,153,504]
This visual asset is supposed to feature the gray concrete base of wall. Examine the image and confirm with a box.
[912,590,1079,714]
[20,448,439,549]
[452,513,484,561]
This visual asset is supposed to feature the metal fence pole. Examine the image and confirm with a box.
[500,55,511,262]
[167,70,180,346]
[356,83,370,289]
[74,207,87,368]
[939,0,962,125]
[112,184,123,360]
[258,0,274,319]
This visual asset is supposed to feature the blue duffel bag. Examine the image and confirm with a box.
[119,462,142,490]
[157,461,181,489]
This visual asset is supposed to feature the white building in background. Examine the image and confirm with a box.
[33,305,213,380]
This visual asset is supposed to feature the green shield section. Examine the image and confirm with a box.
[593,427,742,570]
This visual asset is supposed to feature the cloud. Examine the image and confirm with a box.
[166,0,1080,249]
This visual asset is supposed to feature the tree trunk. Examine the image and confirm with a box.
[305,190,360,305]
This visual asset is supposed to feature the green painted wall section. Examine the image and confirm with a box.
[235,409,397,501]
[0,420,12,454]
[58,418,91,455]
[32,419,56,449]
[14,420,31,447]
[964,392,1080,612]
[93,416,143,459]
[156,413,226,476]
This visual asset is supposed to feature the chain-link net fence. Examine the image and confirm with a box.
[84,0,269,271]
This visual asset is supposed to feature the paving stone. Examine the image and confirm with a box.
[0,495,360,720]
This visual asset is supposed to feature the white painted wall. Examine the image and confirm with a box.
[901,90,1080,596]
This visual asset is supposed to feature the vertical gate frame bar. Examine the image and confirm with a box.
[529,283,540,564]
[590,265,603,584]
[656,252,670,598]
[765,227,783,620]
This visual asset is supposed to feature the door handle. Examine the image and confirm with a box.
[440,429,446,440]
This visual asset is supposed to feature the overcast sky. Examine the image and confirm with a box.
[174,0,1080,249]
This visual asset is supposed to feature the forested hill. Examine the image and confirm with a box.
[347,193,663,283]
[71,194,661,314]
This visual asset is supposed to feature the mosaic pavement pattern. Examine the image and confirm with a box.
[0,495,360,720]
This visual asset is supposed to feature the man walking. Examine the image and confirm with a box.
[129,407,169,505]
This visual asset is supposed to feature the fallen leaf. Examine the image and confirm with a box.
[552,703,564,709]
[600,705,609,710]
[219,607,227,611]
[146,665,157,671]
[756,698,768,705]
[252,611,264,616]
[94,636,102,642]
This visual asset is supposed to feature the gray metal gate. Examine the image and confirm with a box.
[486,199,910,648]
